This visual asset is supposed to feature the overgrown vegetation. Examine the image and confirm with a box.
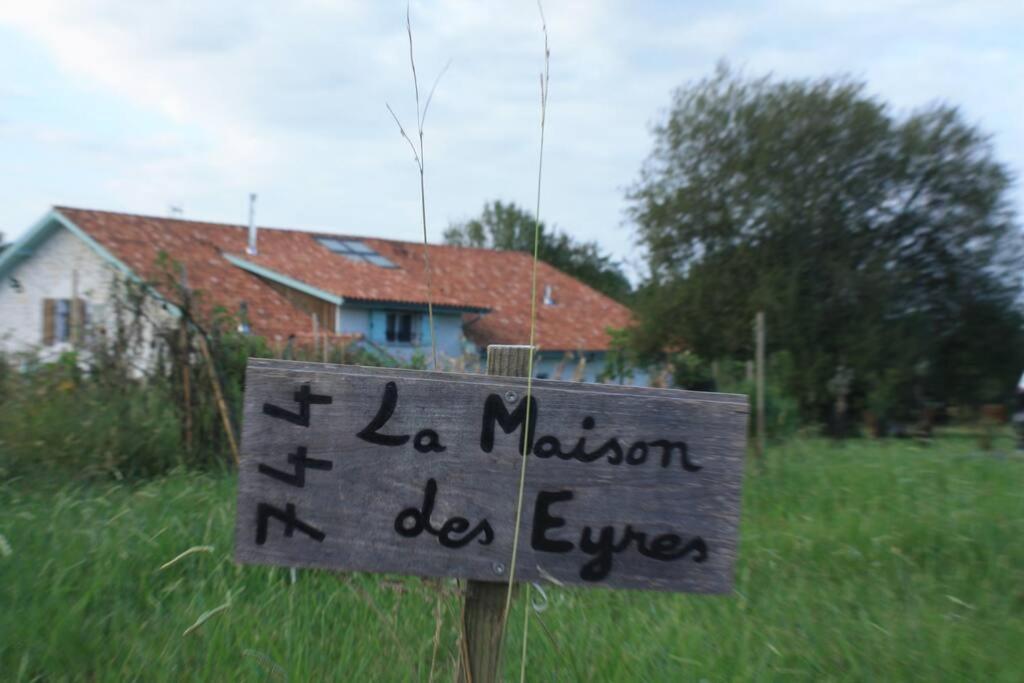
[1,437,1021,680]
[0,261,383,481]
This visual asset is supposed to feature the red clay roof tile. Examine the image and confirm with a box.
[55,207,633,351]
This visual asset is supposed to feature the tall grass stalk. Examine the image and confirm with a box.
[503,0,552,651]
[385,5,451,370]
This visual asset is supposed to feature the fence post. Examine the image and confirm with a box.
[312,313,319,359]
[755,311,766,461]
[457,344,532,683]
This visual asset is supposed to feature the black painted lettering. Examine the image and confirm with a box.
[262,384,332,427]
[578,525,632,581]
[531,490,575,554]
[605,439,624,465]
[439,517,494,548]
[533,435,561,459]
[626,442,648,465]
[639,535,709,563]
[394,478,493,548]
[358,381,411,447]
[480,393,538,455]
[255,502,325,545]
[649,440,701,471]
[257,447,332,487]
[395,477,437,537]
[413,429,447,453]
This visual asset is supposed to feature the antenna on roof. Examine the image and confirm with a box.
[247,193,258,256]
[168,205,183,218]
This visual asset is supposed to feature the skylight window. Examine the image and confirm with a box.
[317,237,397,268]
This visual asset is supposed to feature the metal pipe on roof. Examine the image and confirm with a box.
[247,193,258,255]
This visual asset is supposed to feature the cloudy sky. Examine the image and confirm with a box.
[1,1,1021,278]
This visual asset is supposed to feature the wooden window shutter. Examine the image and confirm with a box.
[72,298,87,344]
[42,299,56,346]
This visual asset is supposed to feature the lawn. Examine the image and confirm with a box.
[1,436,1022,681]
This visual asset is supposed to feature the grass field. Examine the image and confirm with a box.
[1,436,1022,681]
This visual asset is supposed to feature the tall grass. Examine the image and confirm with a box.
[1,437,1021,680]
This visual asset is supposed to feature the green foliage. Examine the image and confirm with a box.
[446,200,633,302]
[597,327,644,384]
[628,64,1024,421]
[702,353,801,440]
[1,438,1022,680]
[0,352,187,479]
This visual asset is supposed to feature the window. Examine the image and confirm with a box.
[54,300,71,343]
[42,298,86,345]
[385,312,419,344]
[316,237,397,268]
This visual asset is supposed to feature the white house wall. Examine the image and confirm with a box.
[0,226,115,356]
[0,225,172,366]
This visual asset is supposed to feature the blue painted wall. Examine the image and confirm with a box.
[338,303,466,366]
[522,351,650,386]
[338,303,651,385]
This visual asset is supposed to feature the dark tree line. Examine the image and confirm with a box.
[627,64,1024,421]
[444,200,633,303]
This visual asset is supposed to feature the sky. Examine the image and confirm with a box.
[1,0,1022,280]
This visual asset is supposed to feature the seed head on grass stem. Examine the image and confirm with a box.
[385,4,451,370]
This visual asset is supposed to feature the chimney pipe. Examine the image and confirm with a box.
[246,193,258,255]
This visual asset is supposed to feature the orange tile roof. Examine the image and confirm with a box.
[56,207,633,351]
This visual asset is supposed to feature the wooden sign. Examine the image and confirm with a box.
[235,358,749,593]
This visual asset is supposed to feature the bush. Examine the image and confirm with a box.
[0,352,187,479]
[713,353,801,440]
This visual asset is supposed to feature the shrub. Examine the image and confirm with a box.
[0,352,186,479]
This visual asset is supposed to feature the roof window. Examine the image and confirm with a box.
[317,237,396,268]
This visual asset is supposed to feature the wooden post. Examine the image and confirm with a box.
[70,269,81,347]
[180,318,192,453]
[457,344,531,683]
[179,269,192,453]
[195,332,240,466]
[755,311,766,461]
[312,313,320,359]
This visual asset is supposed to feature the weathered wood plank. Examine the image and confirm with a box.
[235,360,749,593]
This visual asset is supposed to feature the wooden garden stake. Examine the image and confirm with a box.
[457,344,532,683]
[755,311,766,461]
[195,331,240,465]
[180,319,192,452]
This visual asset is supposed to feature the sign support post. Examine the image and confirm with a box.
[458,344,531,683]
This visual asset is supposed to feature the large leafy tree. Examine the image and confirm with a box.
[628,64,1023,418]
[445,200,632,302]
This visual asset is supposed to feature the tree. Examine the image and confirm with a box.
[628,64,1024,420]
[445,200,633,302]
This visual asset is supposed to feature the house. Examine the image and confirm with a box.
[0,207,645,383]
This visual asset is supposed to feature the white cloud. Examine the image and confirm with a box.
[0,0,1021,277]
